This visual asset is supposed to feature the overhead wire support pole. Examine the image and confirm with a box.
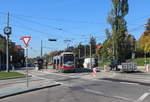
[90,40,92,69]
[90,35,92,69]
[84,45,86,58]
[6,12,10,72]
[78,42,81,58]
[41,40,43,58]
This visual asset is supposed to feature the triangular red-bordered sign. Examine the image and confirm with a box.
[21,36,31,47]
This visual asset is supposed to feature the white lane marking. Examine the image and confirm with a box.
[84,88,132,101]
[114,95,132,101]
[136,92,150,102]
[84,88,103,95]
[120,82,139,85]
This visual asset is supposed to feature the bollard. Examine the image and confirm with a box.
[92,68,97,77]
[146,64,149,72]
[104,65,108,72]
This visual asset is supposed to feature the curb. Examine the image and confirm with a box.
[0,83,61,99]
[0,76,32,80]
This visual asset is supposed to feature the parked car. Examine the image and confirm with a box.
[109,60,121,71]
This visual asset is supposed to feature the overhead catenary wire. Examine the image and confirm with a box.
[0,11,148,37]
[6,12,105,25]
[0,11,149,47]
[11,20,55,38]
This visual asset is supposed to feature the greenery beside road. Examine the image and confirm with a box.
[133,58,150,66]
[98,58,150,68]
[0,72,25,79]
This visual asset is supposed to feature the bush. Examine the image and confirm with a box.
[133,58,150,66]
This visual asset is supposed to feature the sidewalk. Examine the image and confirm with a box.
[0,77,61,99]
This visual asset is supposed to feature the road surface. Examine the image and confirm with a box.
[0,69,150,102]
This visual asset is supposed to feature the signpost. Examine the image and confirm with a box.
[21,36,31,87]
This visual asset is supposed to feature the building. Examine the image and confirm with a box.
[0,34,25,70]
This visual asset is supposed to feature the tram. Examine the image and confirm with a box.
[53,52,75,72]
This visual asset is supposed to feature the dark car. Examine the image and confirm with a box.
[109,60,121,71]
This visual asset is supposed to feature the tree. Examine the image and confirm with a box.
[107,0,129,62]
[99,40,113,62]
[138,19,150,56]
[105,28,111,40]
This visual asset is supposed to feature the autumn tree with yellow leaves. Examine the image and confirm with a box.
[137,19,150,57]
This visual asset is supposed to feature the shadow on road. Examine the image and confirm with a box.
[74,68,92,73]
[119,70,144,74]
[63,68,93,73]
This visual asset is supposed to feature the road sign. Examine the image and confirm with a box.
[21,36,31,47]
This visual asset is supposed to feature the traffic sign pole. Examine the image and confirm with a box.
[21,36,31,88]
[25,47,29,87]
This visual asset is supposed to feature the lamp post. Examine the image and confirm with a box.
[48,38,57,66]
[64,40,71,49]
[144,24,148,66]
[4,13,11,72]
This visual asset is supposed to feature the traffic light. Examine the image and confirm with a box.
[48,39,57,41]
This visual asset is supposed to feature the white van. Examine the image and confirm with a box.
[83,58,96,69]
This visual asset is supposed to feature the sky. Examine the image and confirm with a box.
[0,0,150,58]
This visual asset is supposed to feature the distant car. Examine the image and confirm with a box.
[27,63,34,67]
[109,60,121,71]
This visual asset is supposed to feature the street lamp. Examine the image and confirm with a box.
[41,39,57,58]
[47,38,57,64]
[4,13,11,72]
[64,40,71,49]
[144,24,148,66]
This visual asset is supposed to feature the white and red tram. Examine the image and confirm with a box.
[53,52,75,72]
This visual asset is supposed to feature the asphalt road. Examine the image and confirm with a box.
[0,69,150,102]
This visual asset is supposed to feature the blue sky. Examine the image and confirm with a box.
[0,0,149,58]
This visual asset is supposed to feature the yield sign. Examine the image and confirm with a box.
[21,36,31,47]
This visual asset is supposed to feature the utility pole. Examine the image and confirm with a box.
[78,42,81,58]
[79,46,80,58]
[90,41,92,69]
[0,52,2,71]
[84,45,86,58]
[6,13,9,72]
[112,34,115,60]
[41,40,43,58]
[144,24,148,66]
[4,12,12,72]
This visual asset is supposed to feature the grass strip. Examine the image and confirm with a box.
[0,72,25,79]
